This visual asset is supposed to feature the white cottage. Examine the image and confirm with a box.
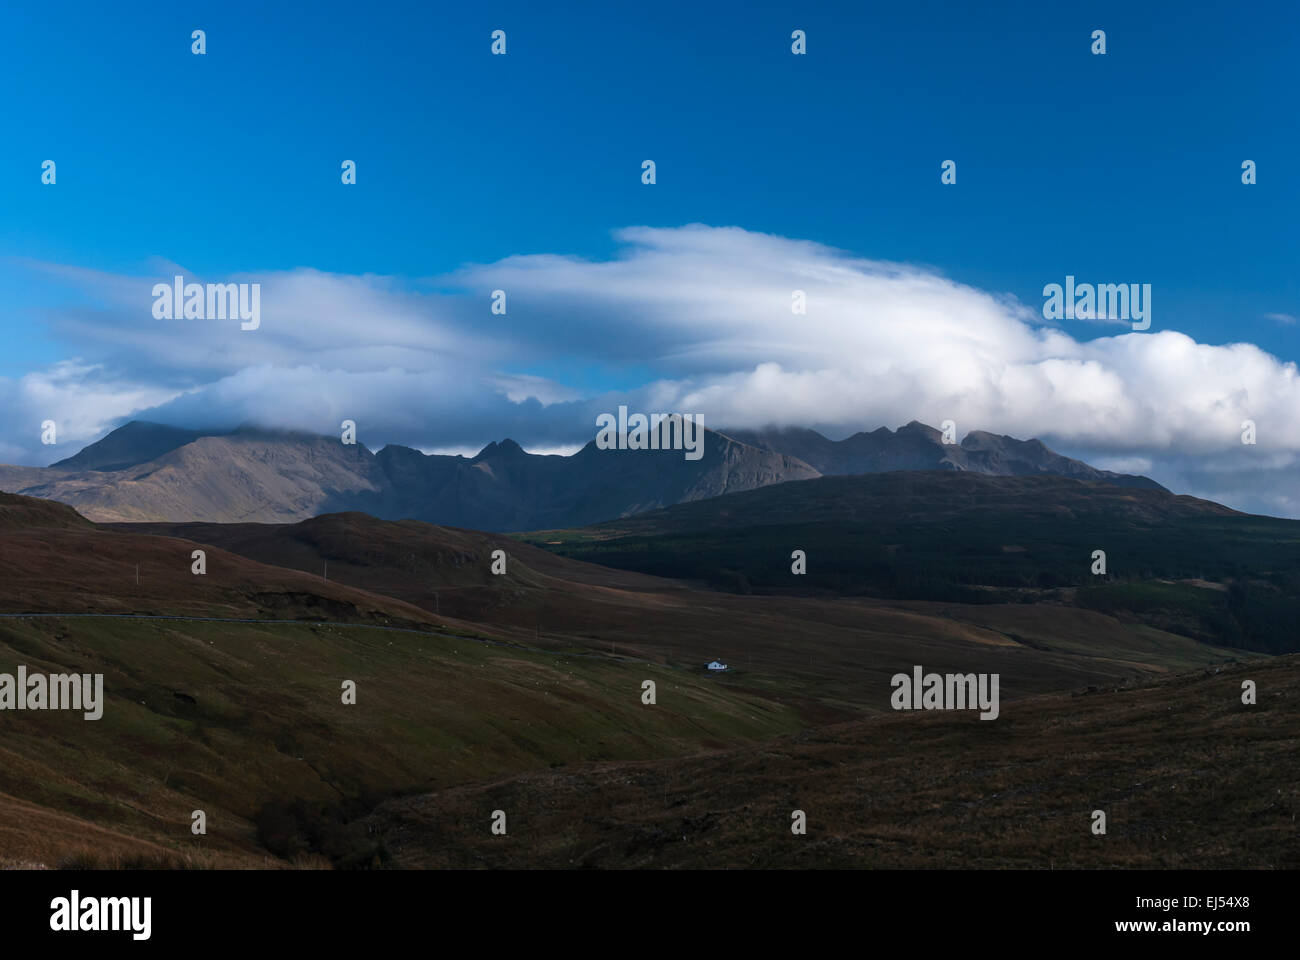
[706,660,728,672]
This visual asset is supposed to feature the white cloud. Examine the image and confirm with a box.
[7,225,1299,516]
[0,361,182,464]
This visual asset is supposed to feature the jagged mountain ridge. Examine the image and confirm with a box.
[0,419,1163,527]
[720,421,1164,490]
[0,422,818,527]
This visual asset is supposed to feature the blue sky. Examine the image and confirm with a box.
[0,0,1297,514]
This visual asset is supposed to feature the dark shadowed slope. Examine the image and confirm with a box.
[723,421,1164,489]
[0,494,447,629]
[367,427,820,531]
[364,655,1299,869]
[48,421,218,473]
[528,472,1300,654]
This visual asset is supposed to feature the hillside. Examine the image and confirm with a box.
[0,493,805,868]
[0,498,450,630]
[0,616,800,869]
[0,491,93,531]
[528,472,1300,654]
[0,491,1270,869]
[541,471,1237,536]
[112,507,1251,717]
[363,655,1300,869]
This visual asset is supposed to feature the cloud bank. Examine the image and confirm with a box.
[4,225,1297,516]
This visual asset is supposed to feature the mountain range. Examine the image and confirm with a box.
[0,419,1163,528]
[723,423,1162,489]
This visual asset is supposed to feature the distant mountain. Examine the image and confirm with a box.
[721,421,1165,490]
[369,427,820,530]
[0,421,818,527]
[3,428,386,524]
[48,421,217,473]
[0,418,1164,527]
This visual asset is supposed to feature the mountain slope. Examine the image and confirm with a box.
[0,491,1264,868]
[0,616,801,869]
[529,471,1300,654]
[48,421,215,473]
[362,655,1300,869]
[1,418,1171,528]
[0,491,93,531]
[1,428,385,524]
[115,506,1253,718]
[0,422,819,528]
[544,471,1236,537]
[0,496,452,629]
[723,421,1165,490]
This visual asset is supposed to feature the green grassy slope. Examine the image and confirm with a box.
[0,488,1278,870]
[0,616,800,868]
[365,655,1300,869]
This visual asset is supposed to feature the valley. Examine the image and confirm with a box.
[0,428,1292,870]
[1,469,1286,869]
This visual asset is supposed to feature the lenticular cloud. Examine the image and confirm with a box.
[10,224,1300,517]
